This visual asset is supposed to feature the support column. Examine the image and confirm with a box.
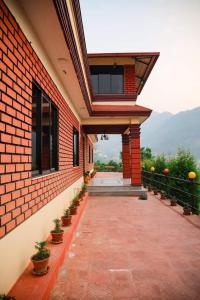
[122,134,131,178]
[130,124,141,186]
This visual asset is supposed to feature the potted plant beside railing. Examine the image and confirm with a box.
[61,208,72,226]
[153,187,158,195]
[51,219,64,244]
[183,203,191,215]
[31,241,50,275]
[170,196,177,206]
[160,190,167,200]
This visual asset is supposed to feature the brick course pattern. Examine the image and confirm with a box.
[130,124,141,185]
[122,134,131,178]
[0,0,84,238]
[124,65,136,95]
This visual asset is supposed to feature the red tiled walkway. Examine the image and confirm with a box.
[50,194,200,300]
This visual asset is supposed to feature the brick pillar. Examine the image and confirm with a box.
[130,124,141,186]
[122,134,131,178]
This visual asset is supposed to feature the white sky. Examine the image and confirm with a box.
[80,0,200,113]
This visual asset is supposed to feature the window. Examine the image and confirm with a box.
[73,127,79,166]
[90,65,124,94]
[32,82,58,176]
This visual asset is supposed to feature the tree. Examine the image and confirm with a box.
[141,147,153,160]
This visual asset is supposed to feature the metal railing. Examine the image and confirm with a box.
[142,170,200,214]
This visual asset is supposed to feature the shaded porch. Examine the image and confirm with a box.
[87,172,147,198]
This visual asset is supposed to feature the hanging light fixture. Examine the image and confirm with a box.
[100,133,109,140]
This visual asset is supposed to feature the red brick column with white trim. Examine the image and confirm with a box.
[130,124,141,186]
[122,134,131,178]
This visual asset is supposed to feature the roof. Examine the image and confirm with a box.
[88,52,160,95]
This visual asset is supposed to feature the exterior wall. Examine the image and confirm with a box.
[0,1,84,240]
[124,65,136,95]
[84,135,94,173]
[0,177,82,293]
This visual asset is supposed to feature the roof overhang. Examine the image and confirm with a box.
[88,52,160,96]
[91,104,152,117]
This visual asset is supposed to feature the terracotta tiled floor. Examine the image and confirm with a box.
[50,193,200,300]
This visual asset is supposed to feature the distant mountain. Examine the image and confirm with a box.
[94,107,200,163]
[141,107,200,160]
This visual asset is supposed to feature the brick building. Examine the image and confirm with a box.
[0,0,159,293]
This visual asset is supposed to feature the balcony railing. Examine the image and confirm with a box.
[142,170,200,214]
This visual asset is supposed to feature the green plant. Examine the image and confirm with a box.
[0,295,15,300]
[84,171,90,176]
[52,219,62,233]
[32,241,50,261]
[63,208,71,218]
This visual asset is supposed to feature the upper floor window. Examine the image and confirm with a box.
[32,82,58,176]
[73,127,79,167]
[90,65,124,94]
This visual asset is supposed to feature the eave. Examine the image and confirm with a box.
[91,104,152,117]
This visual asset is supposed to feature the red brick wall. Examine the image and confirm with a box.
[124,65,136,95]
[84,136,94,173]
[0,1,84,238]
[122,134,131,178]
[130,125,141,185]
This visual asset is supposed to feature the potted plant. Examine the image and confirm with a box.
[160,190,167,200]
[170,197,177,206]
[148,185,152,192]
[61,208,72,226]
[69,200,78,215]
[31,241,50,275]
[51,219,64,244]
[153,188,158,195]
[183,203,191,215]
[84,171,90,184]
[0,295,16,300]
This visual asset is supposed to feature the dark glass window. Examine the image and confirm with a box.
[32,82,58,176]
[90,65,124,94]
[73,127,79,167]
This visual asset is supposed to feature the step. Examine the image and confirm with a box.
[87,186,147,199]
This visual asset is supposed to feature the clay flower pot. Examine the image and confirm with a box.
[183,207,191,215]
[170,200,177,206]
[148,186,152,192]
[84,176,90,184]
[31,256,49,275]
[61,215,71,226]
[160,194,166,200]
[70,206,77,215]
[51,230,64,244]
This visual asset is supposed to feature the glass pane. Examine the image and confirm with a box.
[42,98,50,171]
[51,105,57,170]
[73,129,79,166]
[99,74,110,94]
[111,74,123,94]
[32,85,40,172]
[73,132,77,165]
[91,75,98,94]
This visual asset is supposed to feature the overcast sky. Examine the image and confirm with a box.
[80,0,200,113]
